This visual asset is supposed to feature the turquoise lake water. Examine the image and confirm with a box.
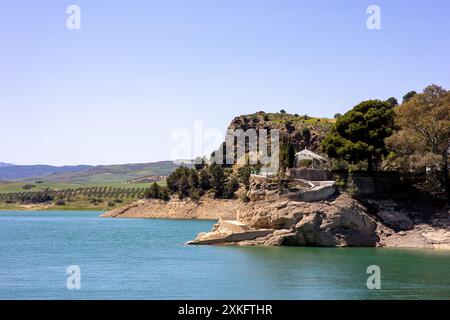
[0,210,449,300]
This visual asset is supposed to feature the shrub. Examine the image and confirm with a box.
[208,164,226,198]
[144,183,171,201]
[144,183,161,199]
[223,176,239,199]
[239,191,250,203]
[199,170,211,190]
[284,120,293,127]
[89,198,101,205]
[159,187,170,201]
[19,188,53,204]
[55,199,66,206]
[237,166,252,189]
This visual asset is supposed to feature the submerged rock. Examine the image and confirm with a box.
[187,220,274,245]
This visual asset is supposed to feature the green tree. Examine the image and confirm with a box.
[208,163,225,198]
[166,167,191,198]
[187,169,199,189]
[159,187,170,201]
[386,97,399,108]
[280,137,296,170]
[321,100,395,171]
[193,156,206,171]
[223,176,239,199]
[402,91,417,104]
[199,169,211,191]
[144,183,161,199]
[237,166,252,189]
[386,85,450,200]
[302,127,311,143]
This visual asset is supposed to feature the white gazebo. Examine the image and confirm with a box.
[294,148,327,169]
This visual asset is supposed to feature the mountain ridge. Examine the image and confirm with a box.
[0,161,179,182]
[0,162,14,167]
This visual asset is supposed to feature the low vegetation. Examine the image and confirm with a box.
[0,185,151,210]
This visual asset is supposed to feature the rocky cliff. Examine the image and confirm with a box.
[227,112,333,153]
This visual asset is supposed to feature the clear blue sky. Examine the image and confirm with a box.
[1,0,449,165]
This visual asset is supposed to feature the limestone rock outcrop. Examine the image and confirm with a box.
[375,211,414,231]
[365,199,414,231]
[189,194,379,247]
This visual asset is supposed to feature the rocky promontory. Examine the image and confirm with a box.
[186,194,450,249]
[188,194,378,247]
[102,174,450,249]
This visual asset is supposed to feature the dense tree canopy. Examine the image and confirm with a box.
[386,84,450,200]
[144,183,170,201]
[321,100,395,171]
[166,164,241,200]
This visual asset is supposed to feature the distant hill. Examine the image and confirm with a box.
[45,161,181,184]
[0,165,92,181]
[0,162,14,167]
[0,161,181,183]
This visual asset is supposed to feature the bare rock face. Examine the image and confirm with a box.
[190,194,378,247]
[101,197,241,220]
[291,196,378,247]
[377,208,450,250]
[247,175,279,201]
[366,199,413,231]
[375,211,414,231]
[237,199,305,229]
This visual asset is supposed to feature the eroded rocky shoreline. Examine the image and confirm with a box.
[102,192,450,250]
[101,197,242,221]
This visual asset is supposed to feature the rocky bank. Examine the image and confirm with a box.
[102,170,450,250]
[101,197,242,220]
[189,194,450,249]
[189,194,378,247]
[103,193,450,250]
